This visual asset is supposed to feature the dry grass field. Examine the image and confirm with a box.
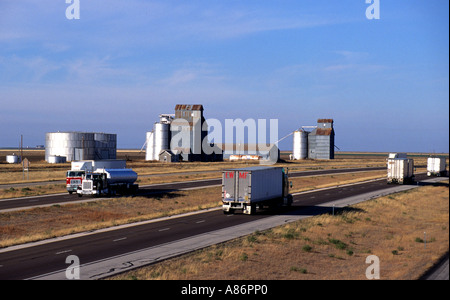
[111,180,449,280]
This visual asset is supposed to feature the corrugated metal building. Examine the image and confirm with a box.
[308,119,335,160]
[171,104,223,162]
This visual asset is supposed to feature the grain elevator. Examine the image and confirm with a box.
[292,119,335,160]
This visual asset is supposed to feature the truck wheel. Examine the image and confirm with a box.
[288,196,293,207]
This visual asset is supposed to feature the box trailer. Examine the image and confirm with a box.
[66,160,126,194]
[222,166,292,215]
[387,158,414,184]
[427,157,447,177]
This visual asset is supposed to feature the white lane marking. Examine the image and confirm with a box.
[56,249,72,255]
[196,220,205,224]
[113,237,127,242]
[158,228,170,232]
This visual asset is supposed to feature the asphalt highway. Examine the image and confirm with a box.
[0,172,430,280]
[0,166,386,212]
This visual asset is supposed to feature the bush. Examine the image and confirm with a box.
[283,229,299,240]
[290,266,307,274]
[302,245,313,252]
[328,238,348,250]
[240,253,248,262]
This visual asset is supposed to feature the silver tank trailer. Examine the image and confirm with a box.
[100,169,138,184]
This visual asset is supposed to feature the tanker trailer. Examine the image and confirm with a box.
[77,168,138,197]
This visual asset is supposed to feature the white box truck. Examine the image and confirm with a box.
[387,158,414,184]
[66,160,126,194]
[222,166,292,215]
[427,157,447,177]
[77,168,138,197]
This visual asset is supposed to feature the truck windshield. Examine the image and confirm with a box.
[67,171,84,177]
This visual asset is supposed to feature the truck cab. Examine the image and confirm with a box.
[77,172,106,197]
[66,170,85,194]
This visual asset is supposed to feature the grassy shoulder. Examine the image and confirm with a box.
[110,180,449,280]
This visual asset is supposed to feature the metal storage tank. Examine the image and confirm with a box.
[154,123,170,160]
[6,154,20,164]
[48,155,67,164]
[145,114,173,161]
[145,131,155,161]
[94,133,117,160]
[45,132,116,162]
[292,130,308,160]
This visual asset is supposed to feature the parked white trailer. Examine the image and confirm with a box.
[222,166,292,215]
[427,157,447,177]
[77,168,138,197]
[387,158,414,184]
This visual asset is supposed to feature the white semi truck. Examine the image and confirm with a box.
[387,157,414,184]
[77,168,138,197]
[66,160,126,194]
[222,166,292,215]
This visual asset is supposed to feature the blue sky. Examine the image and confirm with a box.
[0,0,448,152]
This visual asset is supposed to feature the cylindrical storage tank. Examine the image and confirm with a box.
[154,123,170,160]
[293,130,308,160]
[299,130,308,159]
[47,155,67,164]
[6,155,20,164]
[293,131,301,160]
[45,132,97,162]
[145,131,155,161]
[94,133,117,159]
